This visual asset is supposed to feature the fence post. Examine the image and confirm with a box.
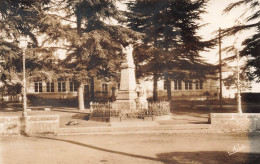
[109,101,111,118]
[90,101,93,113]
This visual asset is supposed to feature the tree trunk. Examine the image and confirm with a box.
[78,82,85,110]
[165,72,172,101]
[76,13,84,110]
[153,72,158,101]
[90,76,95,102]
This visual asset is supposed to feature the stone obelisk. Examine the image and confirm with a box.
[115,44,137,111]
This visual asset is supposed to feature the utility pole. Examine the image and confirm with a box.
[22,47,27,116]
[236,49,242,113]
[19,37,28,136]
[20,37,28,117]
[219,27,223,110]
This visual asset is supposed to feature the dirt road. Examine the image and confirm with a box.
[1,133,260,164]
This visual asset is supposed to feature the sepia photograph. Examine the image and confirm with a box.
[0,0,260,163]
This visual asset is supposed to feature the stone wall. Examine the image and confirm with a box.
[209,113,260,132]
[0,117,20,135]
[0,115,59,136]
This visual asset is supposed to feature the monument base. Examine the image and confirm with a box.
[116,90,137,100]
[113,100,137,113]
[114,89,137,112]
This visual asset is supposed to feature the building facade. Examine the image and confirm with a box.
[27,76,219,101]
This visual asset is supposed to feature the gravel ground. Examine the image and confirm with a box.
[1,133,260,164]
[0,103,210,128]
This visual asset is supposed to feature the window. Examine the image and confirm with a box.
[84,85,90,98]
[185,81,188,90]
[84,85,89,92]
[118,83,120,90]
[200,81,203,89]
[185,81,192,90]
[174,80,182,90]
[102,84,108,94]
[70,82,78,92]
[34,82,43,92]
[46,82,54,92]
[195,81,203,90]
[163,80,167,90]
[58,81,66,92]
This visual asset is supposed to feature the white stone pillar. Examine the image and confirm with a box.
[115,44,137,111]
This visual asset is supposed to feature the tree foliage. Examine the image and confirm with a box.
[223,69,252,91]
[127,0,215,100]
[42,0,140,82]
[38,0,141,108]
[0,0,56,85]
[223,0,260,81]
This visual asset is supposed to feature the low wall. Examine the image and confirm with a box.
[0,117,20,135]
[0,115,59,136]
[91,114,172,122]
[144,115,172,121]
[209,113,260,132]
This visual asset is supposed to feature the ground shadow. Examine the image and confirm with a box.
[173,111,209,117]
[35,136,165,163]
[51,108,89,114]
[0,103,23,112]
[156,151,260,164]
[34,136,260,164]
[187,121,209,124]
[71,113,90,120]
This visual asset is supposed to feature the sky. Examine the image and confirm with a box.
[116,0,259,92]
[55,0,260,92]
[59,0,254,65]
[198,0,259,92]
[199,0,254,64]
[117,0,259,93]
[117,0,255,65]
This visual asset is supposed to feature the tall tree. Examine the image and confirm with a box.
[223,0,260,82]
[0,0,55,92]
[127,0,215,101]
[42,0,139,109]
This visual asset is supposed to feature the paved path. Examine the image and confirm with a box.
[0,105,210,127]
[1,133,260,164]
[58,124,213,135]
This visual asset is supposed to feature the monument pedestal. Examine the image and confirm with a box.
[115,90,137,113]
[115,77,138,112]
[114,44,137,112]
[116,90,137,101]
[114,100,136,113]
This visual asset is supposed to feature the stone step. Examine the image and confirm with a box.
[110,121,159,127]
[27,106,51,111]
[58,124,211,135]
[57,128,218,136]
